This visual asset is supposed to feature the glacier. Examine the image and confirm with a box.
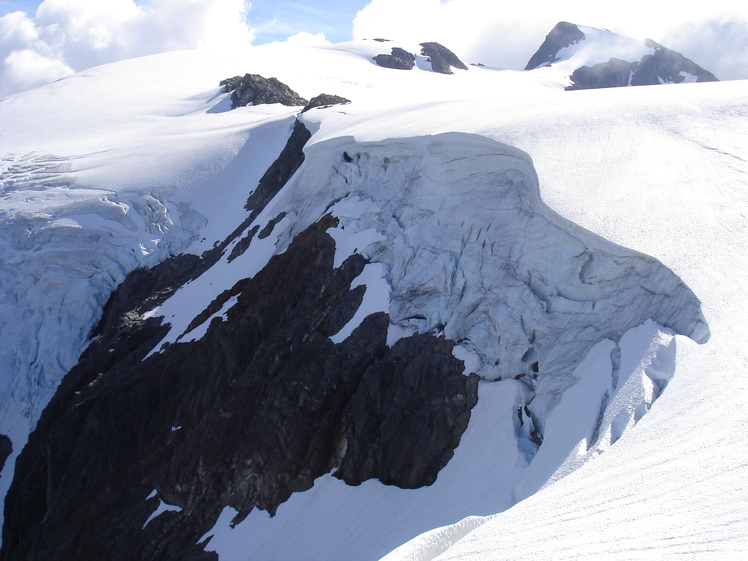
[0,31,746,560]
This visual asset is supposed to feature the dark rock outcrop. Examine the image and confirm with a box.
[567,40,718,90]
[373,47,416,70]
[419,42,468,74]
[525,22,586,70]
[225,117,310,264]
[302,93,351,113]
[244,119,311,216]
[1,213,478,561]
[566,57,636,90]
[631,39,718,85]
[227,224,258,262]
[336,333,479,488]
[0,435,10,474]
[257,212,287,239]
[219,74,307,109]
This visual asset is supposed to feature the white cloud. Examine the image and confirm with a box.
[3,47,72,91]
[0,0,255,97]
[279,31,330,47]
[663,16,748,81]
[352,0,748,79]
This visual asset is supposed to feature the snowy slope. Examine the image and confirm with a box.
[380,81,748,560]
[1,32,746,560]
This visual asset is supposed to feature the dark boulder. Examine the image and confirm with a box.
[302,93,351,113]
[419,42,468,74]
[373,47,416,70]
[525,22,586,70]
[219,74,307,109]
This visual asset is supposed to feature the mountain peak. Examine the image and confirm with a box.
[525,22,586,70]
[526,22,718,89]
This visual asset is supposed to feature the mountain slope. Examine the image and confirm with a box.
[0,33,746,560]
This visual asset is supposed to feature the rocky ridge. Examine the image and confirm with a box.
[525,22,587,70]
[373,47,416,70]
[567,39,718,90]
[220,74,308,109]
[419,42,468,74]
[526,21,718,89]
[302,94,351,113]
[372,42,467,74]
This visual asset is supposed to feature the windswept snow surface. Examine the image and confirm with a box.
[1,39,747,558]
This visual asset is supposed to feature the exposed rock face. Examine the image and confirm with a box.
[1,215,477,561]
[0,435,10,474]
[0,122,479,561]
[336,333,478,488]
[302,93,351,113]
[244,119,311,216]
[525,22,586,70]
[420,42,468,74]
[373,47,416,70]
[223,118,311,264]
[567,57,636,89]
[219,74,308,109]
[567,40,718,90]
[631,39,718,84]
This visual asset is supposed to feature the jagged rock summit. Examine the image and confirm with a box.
[525,22,587,70]
[526,22,718,90]
[419,42,468,74]
[302,94,351,113]
[220,74,308,109]
[373,47,417,70]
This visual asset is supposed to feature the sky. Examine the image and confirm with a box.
[0,0,747,97]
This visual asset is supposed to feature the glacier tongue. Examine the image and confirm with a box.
[267,132,708,430]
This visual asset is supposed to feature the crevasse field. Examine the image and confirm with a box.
[1,36,747,559]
